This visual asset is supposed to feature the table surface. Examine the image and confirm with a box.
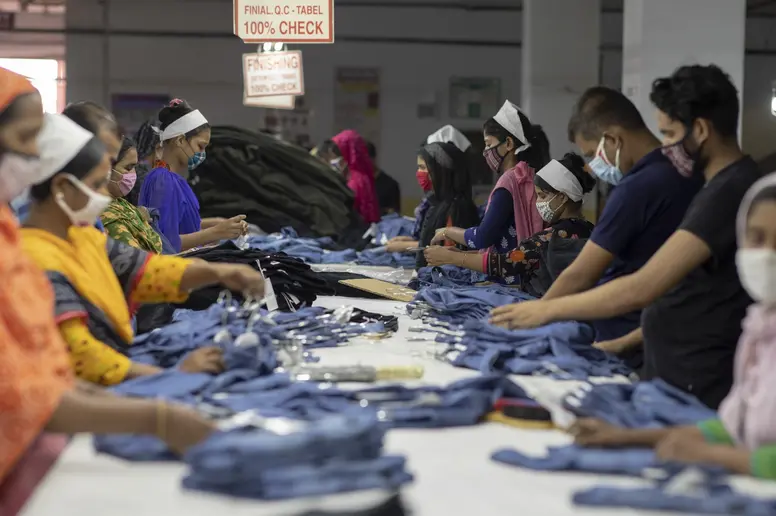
[21,296,776,516]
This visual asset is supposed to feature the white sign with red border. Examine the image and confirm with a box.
[234,0,334,43]
[243,51,304,98]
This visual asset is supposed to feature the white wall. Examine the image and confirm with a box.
[44,0,776,196]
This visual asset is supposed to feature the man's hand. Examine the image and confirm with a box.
[489,300,553,329]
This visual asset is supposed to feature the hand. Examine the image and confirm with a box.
[162,404,217,455]
[179,347,225,374]
[424,246,456,267]
[388,236,414,243]
[213,263,265,298]
[655,430,715,465]
[489,300,552,329]
[212,215,248,240]
[593,338,631,355]
[138,206,151,223]
[386,240,417,253]
[568,418,629,448]
[430,229,447,245]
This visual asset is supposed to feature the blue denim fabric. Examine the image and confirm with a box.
[356,247,416,268]
[410,286,535,323]
[373,213,415,243]
[110,370,212,402]
[94,435,177,461]
[492,445,658,476]
[415,266,488,288]
[562,379,717,429]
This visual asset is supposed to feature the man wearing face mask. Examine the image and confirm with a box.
[138,99,248,253]
[491,65,761,409]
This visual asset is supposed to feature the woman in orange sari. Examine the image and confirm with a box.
[0,68,215,515]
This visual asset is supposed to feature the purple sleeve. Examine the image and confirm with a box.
[138,169,182,253]
[463,188,513,249]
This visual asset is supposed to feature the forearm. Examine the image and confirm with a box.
[126,362,164,380]
[543,266,601,300]
[200,218,221,230]
[46,390,157,435]
[180,228,218,251]
[443,227,467,246]
[611,327,643,351]
[545,274,645,322]
[178,259,221,292]
[616,428,676,447]
[702,446,753,476]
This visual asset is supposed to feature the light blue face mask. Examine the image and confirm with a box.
[588,136,622,185]
[188,151,206,171]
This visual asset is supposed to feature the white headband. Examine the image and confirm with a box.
[159,109,208,142]
[537,159,584,202]
[493,100,531,155]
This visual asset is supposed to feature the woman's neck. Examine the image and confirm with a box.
[501,154,518,172]
[161,148,189,179]
[557,205,584,221]
[25,202,71,241]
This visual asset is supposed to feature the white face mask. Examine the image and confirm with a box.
[0,152,42,203]
[55,174,112,227]
[736,248,776,305]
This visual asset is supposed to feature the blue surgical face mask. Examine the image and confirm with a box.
[188,151,206,171]
[588,136,622,185]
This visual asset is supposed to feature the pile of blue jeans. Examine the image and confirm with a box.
[414,265,488,288]
[492,445,658,476]
[408,285,535,324]
[182,412,413,500]
[430,320,629,380]
[561,378,716,428]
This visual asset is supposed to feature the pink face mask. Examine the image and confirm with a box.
[112,170,137,196]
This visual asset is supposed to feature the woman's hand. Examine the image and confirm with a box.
[655,430,715,465]
[568,418,630,447]
[424,246,456,267]
[179,347,225,374]
[386,239,418,253]
[162,404,217,455]
[211,215,248,240]
[489,300,552,329]
[213,263,265,298]
[593,338,631,355]
[430,229,447,245]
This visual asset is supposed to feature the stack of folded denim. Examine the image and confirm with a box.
[372,213,415,244]
[408,285,535,323]
[433,320,628,380]
[415,265,488,288]
[356,247,416,268]
[492,445,658,476]
[562,379,716,428]
[573,465,776,515]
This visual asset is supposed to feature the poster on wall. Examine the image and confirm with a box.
[242,51,304,98]
[111,94,170,135]
[333,67,380,147]
[448,77,500,119]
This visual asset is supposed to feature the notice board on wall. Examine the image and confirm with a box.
[333,67,380,146]
[111,94,170,135]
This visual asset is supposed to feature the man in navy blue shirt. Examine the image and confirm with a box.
[494,87,701,369]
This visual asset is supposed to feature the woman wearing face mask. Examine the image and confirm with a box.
[0,68,217,514]
[311,139,348,181]
[125,119,162,206]
[430,101,548,255]
[426,153,595,286]
[21,113,265,386]
[100,137,165,253]
[568,175,776,479]
[332,130,380,224]
[138,99,247,253]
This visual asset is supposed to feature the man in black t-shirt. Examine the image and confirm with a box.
[490,64,760,409]
[366,141,402,215]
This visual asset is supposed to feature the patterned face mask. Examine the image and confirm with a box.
[188,151,206,171]
[483,142,506,174]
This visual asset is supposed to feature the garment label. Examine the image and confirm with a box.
[233,0,334,43]
[256,259,279,312]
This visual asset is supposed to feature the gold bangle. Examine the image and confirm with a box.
[156,400,167,440]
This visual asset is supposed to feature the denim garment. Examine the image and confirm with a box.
[373,213,415,244]
[492,445,658,476]
[356,247,416,269]
[562,379,717,429]
[415,265,488,288]
[410,285,535,323]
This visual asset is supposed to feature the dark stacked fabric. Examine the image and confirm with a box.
[192,126,367,248]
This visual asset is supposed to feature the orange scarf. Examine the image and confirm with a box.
[0,67,37,113]
[0,206,72,482]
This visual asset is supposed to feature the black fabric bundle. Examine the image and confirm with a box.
[177,242,334,311]
[192,126,367,248]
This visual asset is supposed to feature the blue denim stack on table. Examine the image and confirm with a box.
[415,265,488,288]
[434,320,629,380]
[355,247,416,268]
[183,412,413,500]
[492,445,658,476]
[372,213,415,244]
[408,286,535,323]
[562,378,716,428]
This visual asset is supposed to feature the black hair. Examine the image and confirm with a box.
[317,139,342,157]
[366,141,376,160]
[116,136,136,164]
[650,64,739,139]
[567,86,647,142]
[0,92,37,126]
[134,119,160,160]
[63,101,120,138]
[157,98,209,139]
[29,136,107,201]
[483,113,550,171]
[416,142,480,268]
[534,152,596,205]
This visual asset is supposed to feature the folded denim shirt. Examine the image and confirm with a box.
[562,379,717,429]
[492,445,658,476]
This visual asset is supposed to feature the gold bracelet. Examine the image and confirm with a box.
[156,400,167,440]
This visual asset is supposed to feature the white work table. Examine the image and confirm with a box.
[21,296,776,516]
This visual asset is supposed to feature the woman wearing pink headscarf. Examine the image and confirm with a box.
[566,173,776,479]
[332,130,380,224]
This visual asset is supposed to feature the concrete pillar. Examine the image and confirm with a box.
[622,0,746,137]
[521,0,601,156]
